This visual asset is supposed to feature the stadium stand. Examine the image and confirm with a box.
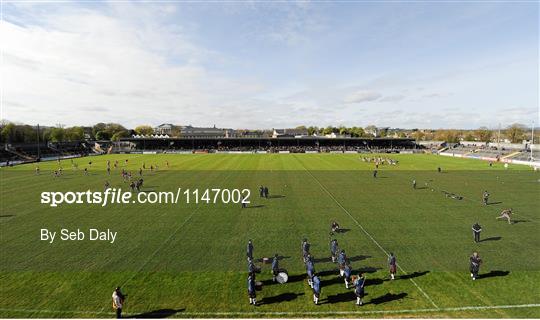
[1,141,95,166]
[118,137,419,153]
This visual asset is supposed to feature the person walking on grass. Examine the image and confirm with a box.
[247,239,253,261]
[330,239,339,263]
[343,263,352,289]
[247,274,257,306]
[354,273,366,306]
[388,253,397,280]
[472,222,482,242]
[301,238,310,263]
[312,274,321,305]
[112,287,125,318]
[271,254,279,282]
[469,251,482,280]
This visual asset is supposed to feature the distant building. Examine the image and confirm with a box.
[181,125,232,138]
[233,129,272,138]
[366,126,390,137]
[324,132,350,138]
[272,128,309,138]
[154,123,175,135]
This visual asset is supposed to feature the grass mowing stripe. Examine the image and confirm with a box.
[114,166,241,296]
[98,162,237,313]
[293,154,440,309]
[2,303,539,317]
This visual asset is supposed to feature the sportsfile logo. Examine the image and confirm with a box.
[40,188,251,207]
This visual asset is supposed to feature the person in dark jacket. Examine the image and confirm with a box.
[388,253,397,280]
[247,274,257,305]
[271,254,279,282]
[472,223,482,243]
[312,274,321,305]
[469,251,482,280]
[247,240,253,261]
[354,273,366,305]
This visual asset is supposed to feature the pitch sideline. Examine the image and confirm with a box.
[1,303,539,317]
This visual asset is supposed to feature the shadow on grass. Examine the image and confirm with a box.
[260,292,304,305]
[365,278,384,286]
[285,274,307,284]
[481,270,510,279]
[317,269,339,277]
[126,308,185,318]
[513,220,530,224]
[481,236,501,242]
[349,255,371,262]
[0,215,15,218]
[368,292,408,305]
[320,276,343,286]
[313,256,332,263]
[323,291,357,304]
[399,270,429,280]
[357,266,380,274]
[487,201,503,205]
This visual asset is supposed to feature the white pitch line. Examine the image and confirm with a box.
[296,158,439,309]
[1,303,539,316]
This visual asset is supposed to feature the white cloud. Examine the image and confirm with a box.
[343,90,382,104]
[1,3,264,127]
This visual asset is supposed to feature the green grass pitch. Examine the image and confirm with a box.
[1,153,539,318]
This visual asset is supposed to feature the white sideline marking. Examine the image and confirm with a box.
[1,303,539,316]
[297,159,439,309]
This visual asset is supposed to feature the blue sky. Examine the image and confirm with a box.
[1,1,538,129]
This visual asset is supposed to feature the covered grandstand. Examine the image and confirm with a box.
[118,137,419,153]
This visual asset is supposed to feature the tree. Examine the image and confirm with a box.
[134,125,154,136]
[307,126,318,136]
[111,130,129,141]
[505,123,525,143]
[350,127,365,137]
[475,127,493,142]
[105,123,127,137]
[365,125,377,137]
[65,126,84,141]
[92,123,107,138]
[396,131,406,138]
[322,126,338,135]
[463,132,475,141]
[1,123,15,142]
[49,127,65,142]
[434,129,461,143]
[95,131,110,140]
